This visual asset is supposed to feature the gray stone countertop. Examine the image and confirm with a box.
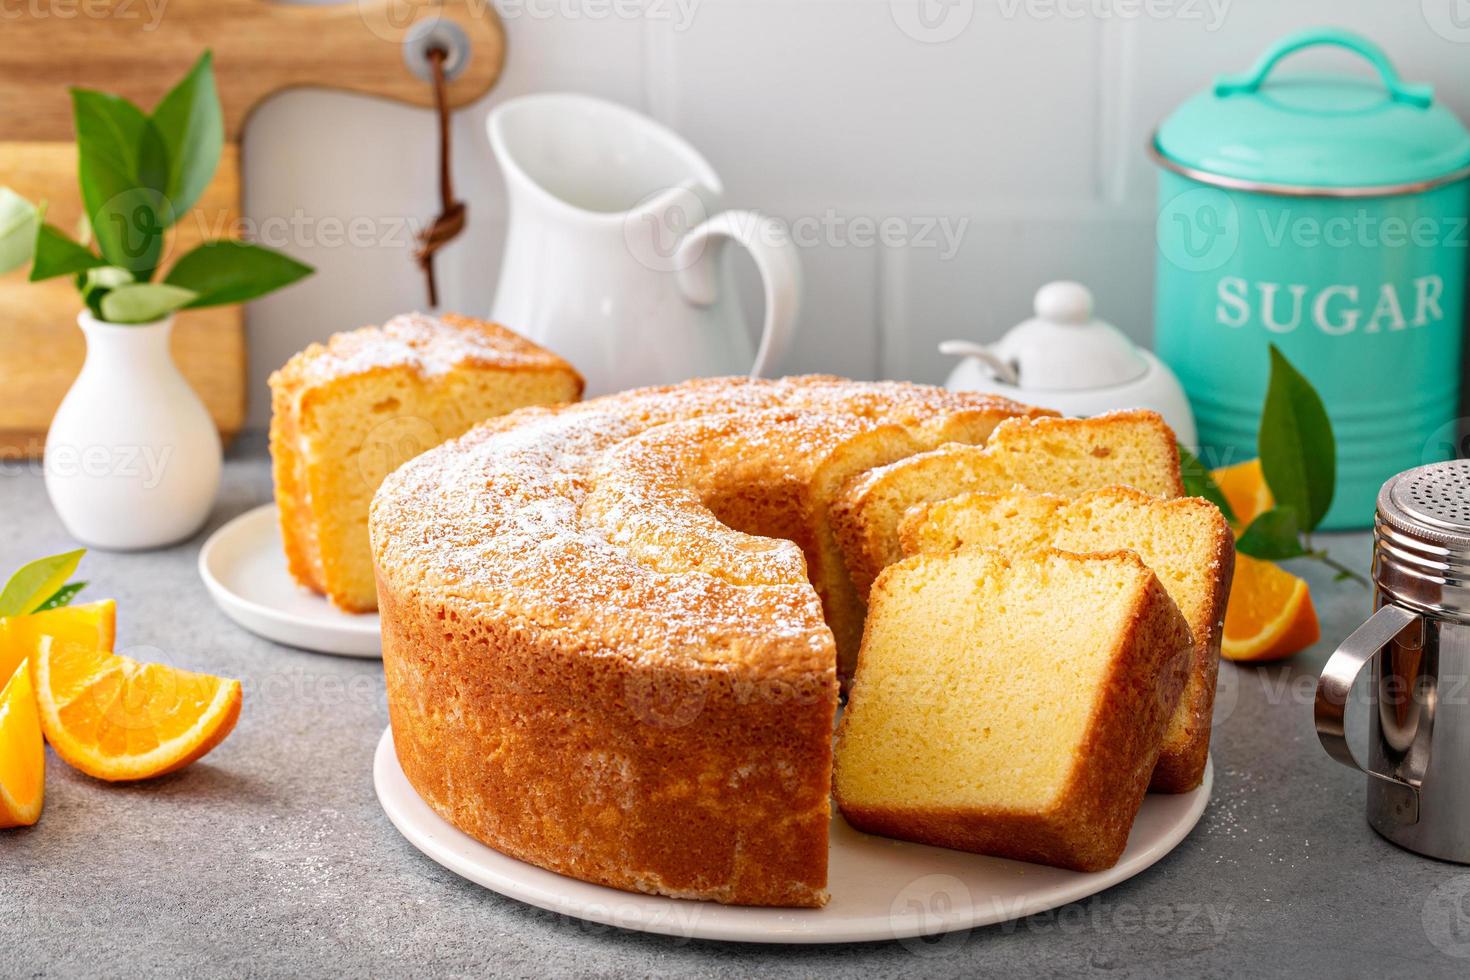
[3,438,1469,979]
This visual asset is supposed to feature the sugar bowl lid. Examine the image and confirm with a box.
[973,281,1148,391]
[1154,28,1470,191]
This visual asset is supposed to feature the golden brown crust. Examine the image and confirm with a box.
[269,312,586,397]
[1151,521,1234,793]
[268,313,583,612]
[833,549,1193,872]
[380,572,837,907]
[371,376,1044,906]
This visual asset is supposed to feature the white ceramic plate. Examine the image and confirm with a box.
[374,727,1211,943]
[198,504,381,658]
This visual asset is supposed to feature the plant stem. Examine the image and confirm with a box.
[1301,534,1370,588]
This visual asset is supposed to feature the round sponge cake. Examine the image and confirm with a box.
[369,376,1047,907]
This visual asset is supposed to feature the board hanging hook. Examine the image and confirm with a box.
[405,20,471,307]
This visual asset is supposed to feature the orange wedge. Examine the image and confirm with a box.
[1212,458,1274,531]
[0,599,116,692]
[1222,554,1320,662]
[0,661,45,827]
[32,637,241,782]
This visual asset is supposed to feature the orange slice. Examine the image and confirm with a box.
[33,637,241,782]
[1222,554,1320,662]
[0,661,45,828]
[1212,458,1273,531]
[0,599,116,692]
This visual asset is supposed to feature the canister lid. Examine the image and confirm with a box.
[1155,28,1470,190]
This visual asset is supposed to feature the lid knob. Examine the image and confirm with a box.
[1034,281,1093,325]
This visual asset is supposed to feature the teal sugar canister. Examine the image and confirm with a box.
[1151,28,1470,529]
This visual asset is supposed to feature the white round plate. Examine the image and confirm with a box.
[374,727,1211,943]
[199,504,380,658]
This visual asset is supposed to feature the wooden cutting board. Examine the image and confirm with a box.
[0,0,505,455]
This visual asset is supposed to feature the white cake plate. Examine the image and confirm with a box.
[199,504,381,658]
[374,727,1212,944]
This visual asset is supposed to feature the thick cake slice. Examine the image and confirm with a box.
[270,313,583,612]
[830,410,1184,602]
[833,549,1192,872]
[898,487,1234,793]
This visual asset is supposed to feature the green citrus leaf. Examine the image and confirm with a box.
[1236,507,1310,561]
[71,87,172,273]
[150,51,223,219]
[1258,345,1336,532]
[30,223,105,281]
[36,581,87,611]
[98,282,197,324]
[0,550,86,617]
[164,240,313,308]
[1178,444,1237,525]
[0,188,39,274]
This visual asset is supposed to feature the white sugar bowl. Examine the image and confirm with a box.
[941,281,1197,447]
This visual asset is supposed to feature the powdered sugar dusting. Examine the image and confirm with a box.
[369,377,1039,672]
[284,312,571,389]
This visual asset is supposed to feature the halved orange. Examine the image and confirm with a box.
[0,599,116,692]
[1222,554,1320,662]
[0,661,44,828]
[1212,458,1273,531]
[32,637,241,782]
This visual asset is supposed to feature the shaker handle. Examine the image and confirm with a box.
[675,210,801,378]
[1215,28,1433,109]
[1313,604,1423,823]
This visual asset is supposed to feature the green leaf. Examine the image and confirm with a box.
[1236,507,1310,561]
[36,581,87,611]
[76,265,135,318]
[0,188,40,274]
[165,240,313,308]
[0,550,85,618]
[72,87,172,273]
[99,282,197,324]
[29,223,105,281]
[150,51,223,218]
[1258,345,1336,533]
[1178,444,1237,525]
[72,89,152,180]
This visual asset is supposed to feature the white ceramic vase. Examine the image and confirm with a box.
[44,312,222,550]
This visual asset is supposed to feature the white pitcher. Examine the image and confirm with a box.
[488,93,801,396]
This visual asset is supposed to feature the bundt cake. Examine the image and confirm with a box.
[269,313,583,612]
[898,487,1234,793]
[830,409,1186,601]
[369,377,1047,907]
[832,549,1193,872]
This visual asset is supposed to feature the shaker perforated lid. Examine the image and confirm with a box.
[1375,460,1470,620]
[1380,461,1470,548]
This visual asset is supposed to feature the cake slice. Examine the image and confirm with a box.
[830,410,1184,602]
[270,313,583,612]
[833,549,1192,872]
[898,487,1234,793]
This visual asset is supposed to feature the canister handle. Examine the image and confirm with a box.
[1215,28,1433,109]
[1314,604,1423,823]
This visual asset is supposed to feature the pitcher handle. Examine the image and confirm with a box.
[675,210,801,378]
[1314,604,1423,822]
